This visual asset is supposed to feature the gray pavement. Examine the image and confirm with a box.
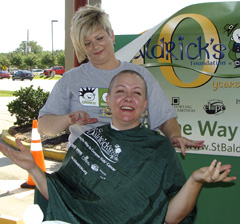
[0,97,16,133]
[0,86,61,221]
[0,79,57,92]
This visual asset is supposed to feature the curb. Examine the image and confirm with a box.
[1,129,66,162]
[0,215,24,224]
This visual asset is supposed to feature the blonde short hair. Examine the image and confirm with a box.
[70,4,112,63]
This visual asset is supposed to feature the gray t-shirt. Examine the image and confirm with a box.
[39,61,177,145]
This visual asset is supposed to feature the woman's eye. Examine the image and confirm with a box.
[97,36,104,41]
[85,42,91,46]
[134,91,141,96]
[116,90,124,93]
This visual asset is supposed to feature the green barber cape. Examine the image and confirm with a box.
[35,124,196,223]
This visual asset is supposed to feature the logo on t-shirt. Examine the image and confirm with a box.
[79,87,108,107]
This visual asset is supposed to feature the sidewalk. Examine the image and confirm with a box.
[0,97,62,223]
[0,156,61,221]
[0,97,16,132]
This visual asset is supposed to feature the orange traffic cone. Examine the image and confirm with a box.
[21,120,46,189]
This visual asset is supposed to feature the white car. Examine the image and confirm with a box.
[32,69,44,76]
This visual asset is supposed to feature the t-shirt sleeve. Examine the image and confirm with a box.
[38,75,71,118]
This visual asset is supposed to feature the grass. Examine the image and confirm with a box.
[33,75,61,80]
[0,90,15,97]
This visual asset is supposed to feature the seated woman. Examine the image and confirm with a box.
[0,70,236,224]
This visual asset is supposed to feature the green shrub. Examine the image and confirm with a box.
[7,85,50,126]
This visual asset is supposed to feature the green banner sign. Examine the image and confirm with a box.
[135,1,240,157]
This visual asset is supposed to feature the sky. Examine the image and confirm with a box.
[0,0,231,53]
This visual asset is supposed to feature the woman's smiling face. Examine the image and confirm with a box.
[107,72,148,130]
[84,29,115,69]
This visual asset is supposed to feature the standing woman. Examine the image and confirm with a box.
[38,4,204,155]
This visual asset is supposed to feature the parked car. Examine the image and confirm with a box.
[32,69,44,76]
[0,71,11,79]
[44,66,65,76]
[12,70,33,81]
[10,70,18,75]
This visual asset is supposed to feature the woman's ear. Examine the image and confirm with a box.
[106,93,110,108]
[111,30,115,42]
[143,99,148,112]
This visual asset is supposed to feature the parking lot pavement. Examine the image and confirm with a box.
[0,79,57,92]
[0,97,16,133]
[0,154,61,220]
[0,96,62,221]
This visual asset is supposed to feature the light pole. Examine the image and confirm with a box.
[51,20,58,67]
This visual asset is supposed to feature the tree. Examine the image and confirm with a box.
[56,50,65,67]
[0,54,11,68]
[24,53,38,70]
[28,41,43,54]
[10,53,26,69]
[16,41,43,55]
[16,41,28,54]
[1,41,65,70]
[41,51,52,68]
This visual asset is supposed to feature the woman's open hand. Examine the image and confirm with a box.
[191,159,237,183]
[68,111,98,125]
[0,139,36,171]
